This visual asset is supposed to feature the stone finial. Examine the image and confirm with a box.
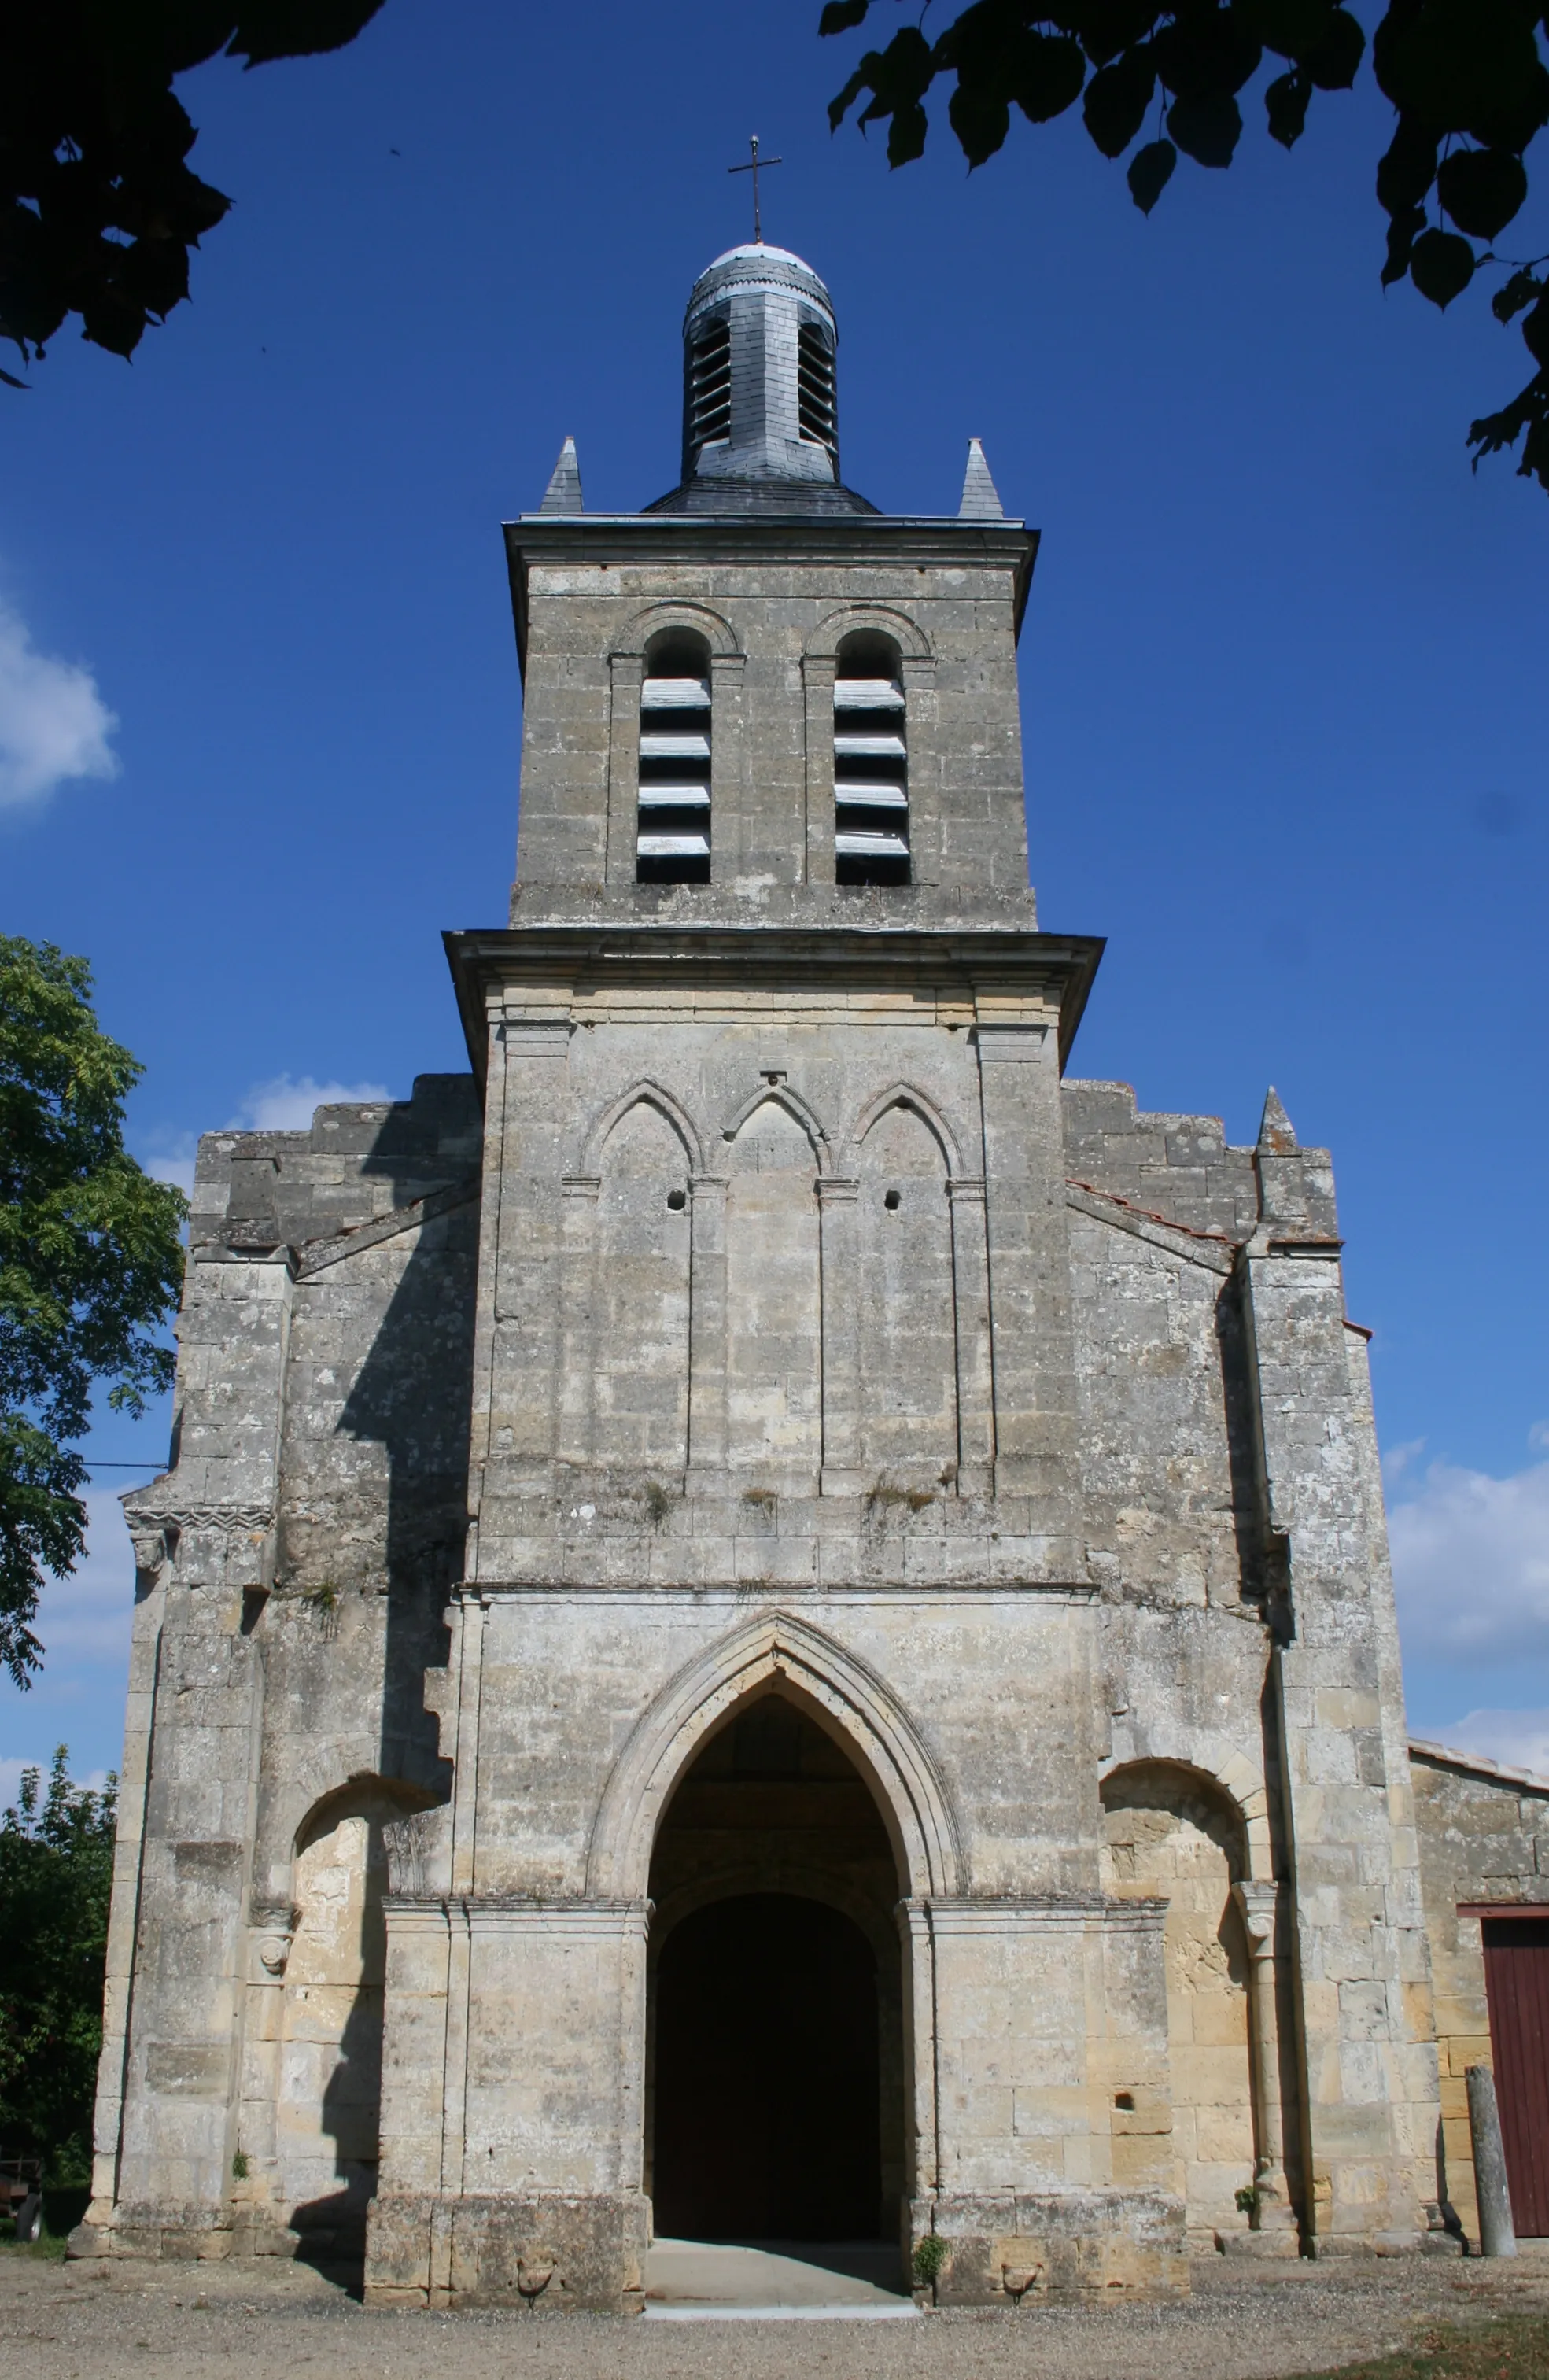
[538,436,583,515]
[958,437,1005,521]
[1256,1087,1298,1155]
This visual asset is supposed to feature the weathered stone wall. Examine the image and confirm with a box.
[1410,1743,1549,2245]
[87,1079,481,2256]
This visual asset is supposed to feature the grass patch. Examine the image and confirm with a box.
[1295,2313,1549,2380]
[0,2231,68,2261]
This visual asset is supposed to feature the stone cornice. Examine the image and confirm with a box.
[503,514,1039,672]
[444,923,1103,1083]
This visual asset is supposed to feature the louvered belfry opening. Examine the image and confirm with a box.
[687,313,732,466]
[637,630,712,885]
[797,321,836,459]
[834,632,909,887]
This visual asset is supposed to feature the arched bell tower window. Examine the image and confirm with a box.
[797,321,837,460]
[687,312,732,467]
[834,631,909,887]
[638,630,712,886]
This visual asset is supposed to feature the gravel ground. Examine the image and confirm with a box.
[6,2244,1549,2380]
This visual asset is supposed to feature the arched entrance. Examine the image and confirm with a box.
[646,1693,904,2245]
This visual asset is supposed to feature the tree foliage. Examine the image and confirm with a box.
[0,937,186,1688]
[824,1,1549,490]
[0,2,385,384]
[0,1750,117,2180]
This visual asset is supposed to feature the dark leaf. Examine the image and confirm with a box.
[950,83,1012,166]
[1376,118,1439,217]
[1304,6,1364,90]
[888,100,930,165]
[1264,68,1311,148]
[1492,267,1545,325]
[1083,50,1156,157]
[1523,296,1549,371]
[1167,87,1244,168]
[1408,225,1475,308]
[116,238,191,320]
[1078,0,1163,70]
[78,283,148,359]
[1152,13,1261,98]
[1468,371,1549,492]
[1381,202,1426,286]
[857,24,936,118]
[1012,31,1086,123]
[1436,146,1529,240]
[820,0,872,33]
[829,63,874,130]
[1374,1,1549,149]
[1246,0,1335,58]
[1127,135,1177,211]
[228,2,386,68]
[0,367,28,390]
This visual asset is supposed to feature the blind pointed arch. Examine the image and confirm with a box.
[586,1608,965,1902]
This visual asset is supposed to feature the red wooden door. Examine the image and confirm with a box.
[1482,1917,1549,2237]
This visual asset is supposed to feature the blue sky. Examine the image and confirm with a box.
[2,1,1547,1794]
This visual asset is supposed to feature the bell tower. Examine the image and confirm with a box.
[502,243,1049,913]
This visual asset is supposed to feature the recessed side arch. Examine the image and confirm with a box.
[614,599,741,662]
[805,603,932,663]
[586,1609,964,1901]
[577,1079,708,1179]
[719,1081,833,1171]
[843,1082,964,1178]
[1098,1740,1271,1880]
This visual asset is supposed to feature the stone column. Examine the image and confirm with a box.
[82,1528,168,2234]
[897,1902,940,2205]
[476,1015,571,1571]
[557,1173,601,1470]
[1233,1881,1296,2234]
[946,1175,994,1496]
[817,1175,862,1493]
[899,654,939,888]
[605,653,643,889]
[973,1011,1079,1558]
[687,1172,728,1482]
[802,652,836,887]
[709,651,747,883]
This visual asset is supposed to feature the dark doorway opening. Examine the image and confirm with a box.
[646,1693,904,2245]
[653,1894,880,2239]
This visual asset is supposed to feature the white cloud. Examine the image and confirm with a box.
[1434,1710,1549,1780]
[231,1074,392,1132]
[0,600,119,807]
[1389,1458,1549,1663]
[1382,1437,1426,1485]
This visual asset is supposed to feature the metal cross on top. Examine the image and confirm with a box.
[728,135,783,246]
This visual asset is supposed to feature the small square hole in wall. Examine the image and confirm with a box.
[666,1189,687,1212]
[883,1188,901,1211]
[1114,2091,1135,2111]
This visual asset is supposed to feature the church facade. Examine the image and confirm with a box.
[78,241,1508,2307]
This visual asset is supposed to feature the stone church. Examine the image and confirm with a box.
[76,240,1549,2305]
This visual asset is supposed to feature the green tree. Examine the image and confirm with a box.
[0,1749,117,2182]
[0,935,186,1688]
[0,2,385,383]
[824,1,1549,490]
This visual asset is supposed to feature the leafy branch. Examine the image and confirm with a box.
[0,2,386,381]
[823,0,1549,490]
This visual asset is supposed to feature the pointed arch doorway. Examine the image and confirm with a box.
[645,1692,905,2245]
